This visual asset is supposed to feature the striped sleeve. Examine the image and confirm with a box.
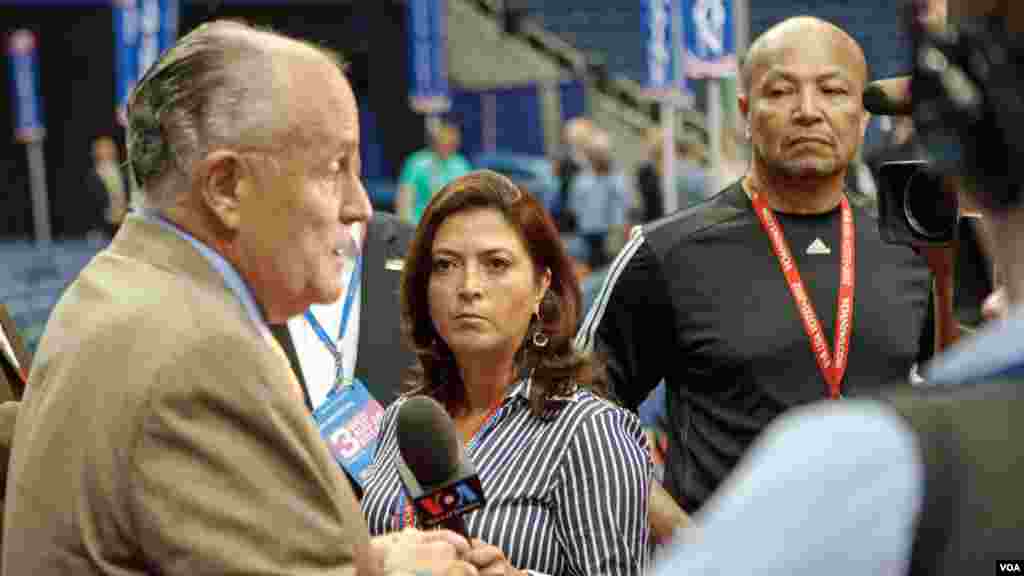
[574,230,675,410]
[553,405,652,576]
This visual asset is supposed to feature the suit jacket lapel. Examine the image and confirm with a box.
[0,304,29,400]
[0,304,31,373]
[267,323,313,412]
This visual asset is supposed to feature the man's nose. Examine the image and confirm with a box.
[341,178,373,226]
[793,88,825,123]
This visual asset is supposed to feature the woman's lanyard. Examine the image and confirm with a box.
[303,254,363,391]
[748,189,855,399]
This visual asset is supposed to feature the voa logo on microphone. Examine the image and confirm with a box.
[414,476,486,524]
[998,561,1023,573]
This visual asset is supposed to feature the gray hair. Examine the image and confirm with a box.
[126,21,330,209]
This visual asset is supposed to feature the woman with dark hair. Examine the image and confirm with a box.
[362,170,651,576]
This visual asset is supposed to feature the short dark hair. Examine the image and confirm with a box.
[400,170,607,415]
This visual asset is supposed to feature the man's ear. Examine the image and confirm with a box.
[738,93,752,140]
[193,150,248,232]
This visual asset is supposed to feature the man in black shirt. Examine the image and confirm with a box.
[577,16,931,512]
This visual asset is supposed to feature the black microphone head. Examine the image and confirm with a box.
[396,395,460,487]
[395,395,487,533]
[864,77,914,116]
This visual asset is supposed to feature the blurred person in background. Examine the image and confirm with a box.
[396,120,472,226]
[363,170,651,576]
[85,135,131,240]
[272,212,416,412]
[65,135,120,241]
[578,16,935,514]
[3,21,475,576]
[634,127,710,223]
[568,127,630,269]
[552,116,593,233]
[266,212,416,503]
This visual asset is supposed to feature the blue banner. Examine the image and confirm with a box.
[7,29,45,143]
[158,0,179,54]
[640,0,674,98]
[682,0,736,78]
[137,0,161,80]
[407,0,450,115]
[114,0,140,123]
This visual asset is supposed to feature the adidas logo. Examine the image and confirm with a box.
[806,238,831,255]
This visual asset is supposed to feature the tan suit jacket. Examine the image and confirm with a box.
[4,216,372,575]
[0,303,28,575]
[0,303,28,465]
[0,303,29,404]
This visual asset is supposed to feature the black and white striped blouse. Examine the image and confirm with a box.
[361,379,651,576]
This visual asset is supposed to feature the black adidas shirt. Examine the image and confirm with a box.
[577,181,931,511]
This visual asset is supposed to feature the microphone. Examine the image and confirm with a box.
[863,76,913,116]
[395,396,486,537]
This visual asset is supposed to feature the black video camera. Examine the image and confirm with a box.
[876,160,958,247]
[872,2,1024,245]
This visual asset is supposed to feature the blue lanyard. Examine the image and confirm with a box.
[303,254,363,376]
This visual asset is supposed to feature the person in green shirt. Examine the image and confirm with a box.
[396,120,472,224]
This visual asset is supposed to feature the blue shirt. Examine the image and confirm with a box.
[924,303,1024,384]
[650,305,1024,575]
[651,400,923,576]
[569,170,629,235]
[399,149,472,224]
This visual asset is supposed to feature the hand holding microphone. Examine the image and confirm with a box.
[394,396,527,575]
[369,527,477,576]
[462,540,528,576]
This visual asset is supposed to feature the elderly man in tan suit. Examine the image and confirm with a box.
[3,21,475,576]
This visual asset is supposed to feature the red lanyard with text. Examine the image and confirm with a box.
[748,190,855,399]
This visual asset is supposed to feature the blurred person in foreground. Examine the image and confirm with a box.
[362,170,651,576]
[651,0,1023,573]
[578,16,933,513]
[396,120,472,226]
[3,20,474,576]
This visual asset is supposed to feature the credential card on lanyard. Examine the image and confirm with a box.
[313,378,384,490]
